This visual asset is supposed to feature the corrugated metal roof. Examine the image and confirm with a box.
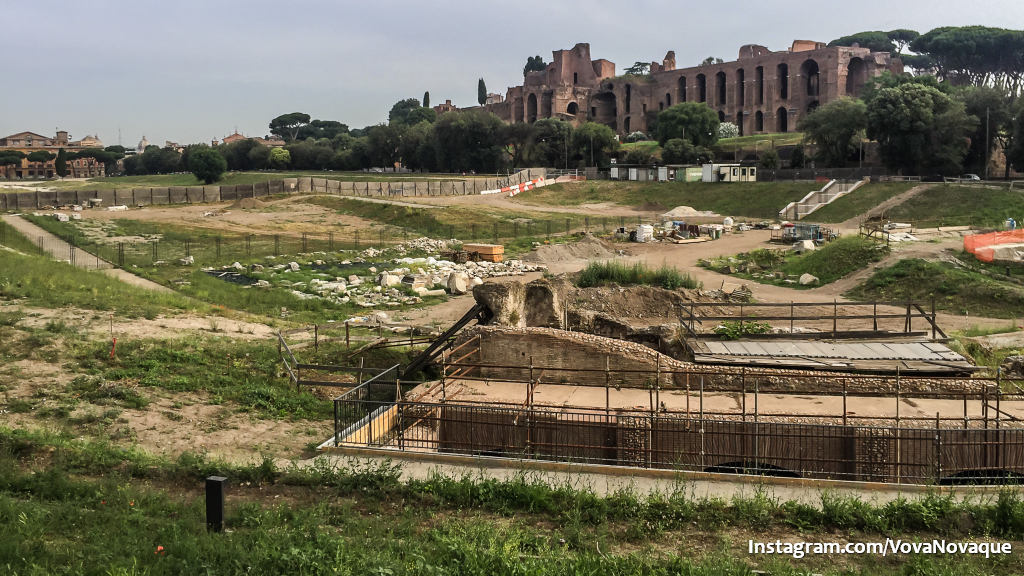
[701,340,965,362]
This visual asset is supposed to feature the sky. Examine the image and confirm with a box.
[3,0,1023,147]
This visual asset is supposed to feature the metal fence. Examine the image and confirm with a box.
[331,392,1024,484]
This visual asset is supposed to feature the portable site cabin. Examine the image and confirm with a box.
[701,163,757,183]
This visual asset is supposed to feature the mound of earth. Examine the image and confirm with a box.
[636,201,668,212]
[230,197,266,209]
[661,205,719,218]
[523,233,617,265]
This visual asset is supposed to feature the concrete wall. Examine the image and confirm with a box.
[0,169,545,211]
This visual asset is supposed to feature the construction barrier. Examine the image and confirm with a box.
[479,177,547,196]
[964,229,1024,262]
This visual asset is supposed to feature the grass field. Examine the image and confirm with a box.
[846,258,1024,318]
[704,236,889,289]
[2,427,1023,575]
[0,170,480,192]
[715,132,804,154]
[576,261,699,290]
[887,184,1024,228]
[805,182,918,223]
[515,180,813,219]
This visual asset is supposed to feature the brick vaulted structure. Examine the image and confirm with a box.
[486,41,902,136]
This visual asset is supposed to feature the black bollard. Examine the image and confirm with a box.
[206,476,227,532]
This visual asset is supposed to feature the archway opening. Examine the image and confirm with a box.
[801,59,820,97]
[735,111,744,136]
[776,107,788,132]
[846,57,867,97]
[678,76,687,102]
[697,74,706,103]
[755,110,764,132]
[527,93,538,123]
[716,71,727,106]
[755,66,764,105]
[777,63,789,100]
[736,69,745,106]
[566,101,579,115]
[591,92,617,129]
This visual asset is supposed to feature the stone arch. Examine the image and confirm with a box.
[755,110,764,131]
[776,106,788,132]
[678,75,687,102]
[777,63,789,100]
[715,71,727,105]
[566,101,579,115]
[801,59,820,97]
[527,93,538,123]
[736,68,745,106]
[624,116,631,133]
[846,57,867,97]
[591,92,617,129]
[665,92,672,107]
[696,74,706,102]
[735,111,744,136]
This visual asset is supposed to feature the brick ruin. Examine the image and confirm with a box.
[484,41,901,136]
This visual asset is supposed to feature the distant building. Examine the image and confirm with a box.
[432,99,458,115]
[135,135,150,154]
[0,130,105,179]
[219,131,285,148]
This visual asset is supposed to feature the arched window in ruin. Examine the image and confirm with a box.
[567,102,579,115]
[625,84,632,113]
[777,63,789,100]
[755,66,764,105]
[801,59,820,97]
[735,112,744,136]
[716,71,727,106]
[846,57,867,97]
[736,69,745,106]
[659,102,664,111]
[718,110,725,122]
[527,93,538,123]
[697,74,706,102]
[591,92,617,129]
[776,106,788,133]
[665,92,672,107]
[678,76,687,102]
[755,110,764,132]
[573,72,578,85]
[624,116,631,133]
[541,92,553,118]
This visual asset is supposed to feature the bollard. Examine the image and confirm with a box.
[206,476,227,532]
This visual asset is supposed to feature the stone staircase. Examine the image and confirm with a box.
[779,178,868,220]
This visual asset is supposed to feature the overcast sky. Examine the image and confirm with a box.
[3,0,1022,147]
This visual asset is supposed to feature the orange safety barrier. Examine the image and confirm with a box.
[964,229,1024,262]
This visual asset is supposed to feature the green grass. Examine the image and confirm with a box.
[0,220,44,255]
[2,171,479,192]
[516,180,812,219]
[706,236,888,288]
[576,261,699,290]
[2,427,1024,575]
[887,184,1024,228]
[0,242,198,319]
[847,258,1024,318]
[715,132,805,154]
[806,182,918,223]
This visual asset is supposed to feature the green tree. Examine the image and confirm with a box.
[269,112,311,142]
[405,107,436,125]
[269,147,290,169]
[0,150,25,167]
[478,78,487,106]
[529,118,573,168]
[388,98,423,125]
[661,138,697,164]
[828,31,896,53]
[789,146,806,168]
[911,27,1024,94]
[866,82,977,174]
[701,56,724,66]
[887,29,920,52]
[523,55,546,77]
[955,85,1012,175]
[1008,100,1024,173]
[188,147,227,184]
[798,97,868,167]
[572,122,619,168]
[759,148,780,169]
[398,121,434,171]
[367,124,403,167]
[503,122,536,168]
[624,61,650,76]
[423,91,430,108]
[247,143,271,170]
[297,119,348,140]
[431,109,507,173]
[54,148,68,177]
[656,103,719,147]
[26,151,55,163]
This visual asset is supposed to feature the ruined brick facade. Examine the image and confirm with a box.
[486,41,902,136]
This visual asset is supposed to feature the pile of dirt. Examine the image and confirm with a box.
[523,233,617,264]
[661,205,719,218]
[635,201,668,212]
[230,197,266,209]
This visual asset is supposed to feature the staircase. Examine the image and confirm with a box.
[779,178,868,220]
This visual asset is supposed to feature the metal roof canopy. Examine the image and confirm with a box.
[689,338,976,375]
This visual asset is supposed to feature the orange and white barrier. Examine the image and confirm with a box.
[480,177,547,196]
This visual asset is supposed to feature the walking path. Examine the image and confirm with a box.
[1,214,173,293]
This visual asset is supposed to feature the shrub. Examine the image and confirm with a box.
[575,261,699,290]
